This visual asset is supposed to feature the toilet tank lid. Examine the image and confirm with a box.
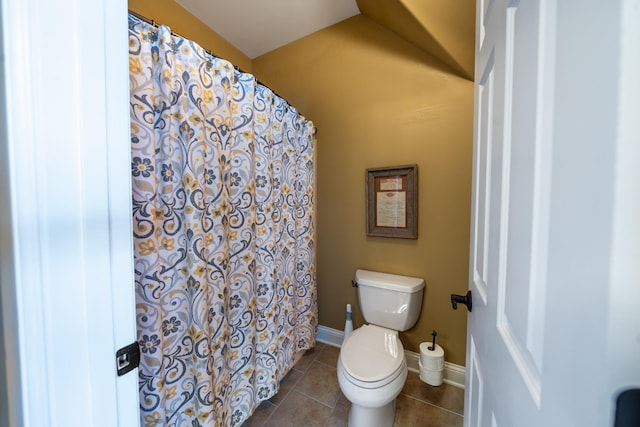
[355,269,425,293]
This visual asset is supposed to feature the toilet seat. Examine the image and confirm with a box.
[340,324,405,389]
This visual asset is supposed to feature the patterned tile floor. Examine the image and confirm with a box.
[241,342,464,427]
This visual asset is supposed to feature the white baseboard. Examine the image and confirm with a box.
[316,324,344,347]
[317,325,465,389]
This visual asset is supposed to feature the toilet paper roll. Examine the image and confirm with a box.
[419,342,444,371]
[420,367,444,386]
[419,359,444,371]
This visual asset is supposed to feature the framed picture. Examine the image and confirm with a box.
[366,164,418,239]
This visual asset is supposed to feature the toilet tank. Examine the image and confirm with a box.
[355,269,425,331]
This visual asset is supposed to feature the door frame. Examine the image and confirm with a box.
[0,0,139,425]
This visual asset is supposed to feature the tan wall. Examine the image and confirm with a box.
[253,15,473,365]
[128,0,251,71]
[401,0,476,79]
[123,4,473,365]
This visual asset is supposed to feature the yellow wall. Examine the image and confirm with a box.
[253,15,473,365]
[128,0,252,71]
[401,0,476,79]
[124,3,473,365]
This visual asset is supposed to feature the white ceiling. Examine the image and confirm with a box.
[176,0,360,58]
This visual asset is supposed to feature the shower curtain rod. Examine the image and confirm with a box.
[127,10,316,135]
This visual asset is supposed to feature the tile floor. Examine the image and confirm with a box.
[241,342,464,427]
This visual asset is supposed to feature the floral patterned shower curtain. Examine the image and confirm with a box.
[128,15,317,427]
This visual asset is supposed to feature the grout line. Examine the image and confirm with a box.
[399,393,465,418]
[257,369,306,426]
[313,359,337,369]
[254,354,321,426]
[253,400,277,427]
[293,389,339,410]
[323,397,344,427]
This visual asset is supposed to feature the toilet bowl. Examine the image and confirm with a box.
[337,324,408,427]
[337,270,425,427]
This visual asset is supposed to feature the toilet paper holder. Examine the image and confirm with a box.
[429,330,437,351]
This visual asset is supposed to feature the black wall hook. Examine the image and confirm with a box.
[451,290,473,312]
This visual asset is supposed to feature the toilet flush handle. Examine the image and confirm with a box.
[450,290,472,312]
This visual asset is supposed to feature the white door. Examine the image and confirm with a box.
[465,0,640,426]
[0,0,140,426]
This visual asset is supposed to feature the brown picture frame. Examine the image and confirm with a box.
[366,165,418,239]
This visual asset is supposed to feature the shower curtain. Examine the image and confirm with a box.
[128,15,317,427]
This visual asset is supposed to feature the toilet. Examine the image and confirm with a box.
[337,269,425,427]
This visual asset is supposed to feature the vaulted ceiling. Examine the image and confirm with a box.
[357,0,475,80]
[176,0,475,80]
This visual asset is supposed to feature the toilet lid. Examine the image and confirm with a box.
[340,324,404,383]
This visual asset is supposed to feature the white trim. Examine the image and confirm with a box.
[606,0,640,397]
[317,325,466,389]
[1,0,138,425]
[2,1,55,424]
[316,325,344,347]
[103,4,141,425]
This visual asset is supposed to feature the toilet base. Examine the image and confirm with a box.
[348,399,396,427]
